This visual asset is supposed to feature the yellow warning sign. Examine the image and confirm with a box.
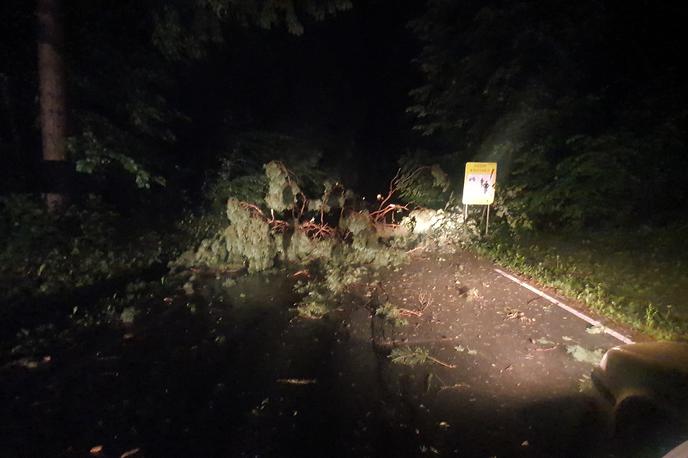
[462,162,497,205]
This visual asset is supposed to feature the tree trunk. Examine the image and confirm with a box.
[37,0,68,211]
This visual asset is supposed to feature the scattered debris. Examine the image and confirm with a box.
[577,374,593,392]
[295,287,331,319]
[292,269,310,279]
[419,445,441,454]
[120,306,137,324]
[276,378,317,385]
[534,337,554,346]
[439,382,471,392]
[251,397,270,416]
[466,288,481,302]
[120,448,142,458]
[585,324,605,335]
[566,345,604,365]
[398,307,423,317]
[388,346,456,368]
[406,245,426,254]
[534,345,558,352]
[453,345,478,355]
[503,307,533,323]
[424,373,435,393]
[3,356,52,370]
[376,302,409,327]
[531,337,558,351]
[418,291,434,311]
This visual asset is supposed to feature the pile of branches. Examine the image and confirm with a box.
[180,160,453,274]
[255,161,433,242]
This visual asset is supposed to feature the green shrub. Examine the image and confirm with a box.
[0,194,168,302]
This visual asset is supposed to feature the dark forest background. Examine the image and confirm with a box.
[1,0,421,203]
[2,0,687,227]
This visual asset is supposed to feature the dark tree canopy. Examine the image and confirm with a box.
[409,0,688,227]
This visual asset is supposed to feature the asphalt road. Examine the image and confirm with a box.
[2,248,673,458]
[340,248,632,457]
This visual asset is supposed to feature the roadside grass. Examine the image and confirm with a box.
[475,224,688,340]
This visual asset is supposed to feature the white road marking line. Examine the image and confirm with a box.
[494,268,634,344]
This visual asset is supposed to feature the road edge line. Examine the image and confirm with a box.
[494,268,634,344]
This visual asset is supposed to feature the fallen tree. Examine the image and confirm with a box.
[175,160,475,318]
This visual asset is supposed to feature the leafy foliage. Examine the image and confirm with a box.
[70,131,167,189]
[32,0,352,198]
[375,302,408,328]
[203,131,330,210]
[187,155,413,273]
[293,281,331,319]
[60,1,187,192]
[264,161,301,212]
[152,0,353,60]
[395,154,451,208]
[388,346,430,367]
[0,195,170,303]
[224,198,276,273]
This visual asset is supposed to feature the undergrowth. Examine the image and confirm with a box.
[0,194,172,305]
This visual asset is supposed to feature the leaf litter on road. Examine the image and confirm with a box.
[389,346,456,368]
[585,324,605,334]
[566,344,604,365]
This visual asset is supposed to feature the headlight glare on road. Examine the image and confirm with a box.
[600,352,609,370]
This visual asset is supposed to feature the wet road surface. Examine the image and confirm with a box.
[2,249,680,458]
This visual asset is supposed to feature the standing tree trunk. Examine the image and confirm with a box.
[37,0,68,211]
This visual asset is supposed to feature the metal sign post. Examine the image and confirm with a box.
[486,203,490,235]
[462,162,497,235]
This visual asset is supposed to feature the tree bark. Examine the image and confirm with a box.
[37,0,68,211]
